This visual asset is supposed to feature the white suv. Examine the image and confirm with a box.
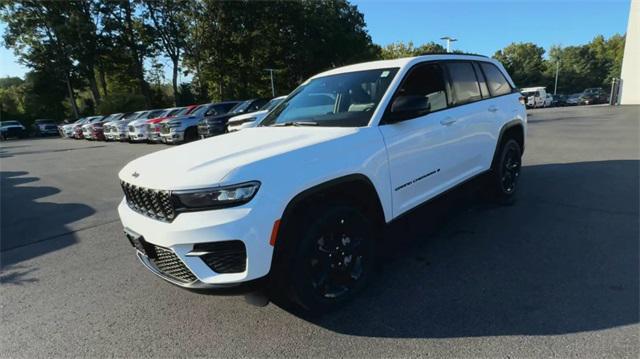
[118,54,526,312]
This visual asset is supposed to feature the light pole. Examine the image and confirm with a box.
[264,68,276,97]
[440,36,457,53]
[553,60,560,95]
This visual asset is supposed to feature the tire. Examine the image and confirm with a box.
[490,139,522,204]
[278,203,376,313]
[184,127,198,143]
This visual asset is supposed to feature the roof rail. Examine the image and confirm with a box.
[418,52,489,57]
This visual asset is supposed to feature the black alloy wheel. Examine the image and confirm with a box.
[289,204,375,312]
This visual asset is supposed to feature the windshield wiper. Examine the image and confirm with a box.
[272,121,318,127]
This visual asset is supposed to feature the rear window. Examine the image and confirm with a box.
[446,62,482,105]
[480,62,512,97]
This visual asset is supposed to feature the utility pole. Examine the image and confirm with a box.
[264,68,276,97]
[440,36,457,53]
[553,60,560,95]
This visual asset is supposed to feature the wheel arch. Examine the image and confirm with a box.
[491,119,525,168]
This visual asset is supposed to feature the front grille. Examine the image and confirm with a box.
[161,124,170,134]
[128,125,134,132]
[151,246,197,283]
[195,241,247,273]
[121,181,177,222]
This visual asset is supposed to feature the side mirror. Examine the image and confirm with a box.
[385,95,430,123]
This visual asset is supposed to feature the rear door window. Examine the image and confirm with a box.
[480,62,512,96]
[445,62,482,105]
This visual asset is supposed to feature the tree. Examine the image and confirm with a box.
[380,41,446,59]
[1,0,82,118]
[99,0,156,107]
[143,0,188,105]
[493,42,546,88]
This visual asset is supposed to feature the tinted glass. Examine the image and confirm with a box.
[229,101,252,114]
[472,62,490,98]
[394,63,448,113]
[480,62,512,96]
[447,62,481,104]
[261,68,399,127]
[261,97,285,111]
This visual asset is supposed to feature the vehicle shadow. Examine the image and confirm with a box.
[300,160,639,338]
[0,171,95,268]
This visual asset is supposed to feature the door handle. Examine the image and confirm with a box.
[488,106,498,112]
[440,117,457,126]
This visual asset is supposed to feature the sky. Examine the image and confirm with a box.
[0,0,631,79]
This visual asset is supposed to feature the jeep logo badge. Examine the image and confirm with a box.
[132,172,140,178]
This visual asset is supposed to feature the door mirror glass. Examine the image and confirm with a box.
[388,95,430,121]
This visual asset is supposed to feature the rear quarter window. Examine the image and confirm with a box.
[480,62,513,97]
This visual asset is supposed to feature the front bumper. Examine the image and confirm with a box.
[128,128,148,141]
[117,196,277,287]
[160,129,184,143]
[197,124,226,138]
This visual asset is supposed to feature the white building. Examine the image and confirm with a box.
[620,0,639,104]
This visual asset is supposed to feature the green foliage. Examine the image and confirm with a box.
[379,41,446,59]
[0,0,628,120]
[493,42,547,87]
[96,92,146,114]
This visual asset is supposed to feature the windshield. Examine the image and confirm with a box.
[190,105,209,116]
[142,110,165,120]
[174,106,193,116]
[261,68,399,127]
[166,108,184,117]
[229,100,253,114]
[260,97,285,111]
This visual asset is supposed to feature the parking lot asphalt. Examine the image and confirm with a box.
[1,105,638,357]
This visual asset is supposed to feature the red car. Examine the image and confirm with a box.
[73,116,103,139]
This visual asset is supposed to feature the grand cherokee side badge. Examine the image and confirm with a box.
[132,172,140,178]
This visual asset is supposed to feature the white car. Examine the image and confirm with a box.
[521,86,549,108]
[227,96,287,132]
[127,109,170,142]
[118,54,526,312]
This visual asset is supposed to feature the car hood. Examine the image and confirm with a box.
[119,127,357,190]
[228,110,268,124]
[1,125,24,130]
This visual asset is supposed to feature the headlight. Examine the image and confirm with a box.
[135,124,145,128]
[167,121,181,128]
[173,181,260,210]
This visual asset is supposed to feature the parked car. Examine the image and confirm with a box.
[147,106,195,143]
[227,96,287,132]
[127,109,169,142]
[118,54,526,312]
[82,113,124,140]
[161,101,240,144]
[197,99,268,138]
[580,88,608,105]
[520,86,549,108]
[74,116,103,139]
[551,94,567,107]
[104,112,145,141]
[0,120,27,140]
[60,118,86,138]
[566,93,582,106]
[32,119,59,137]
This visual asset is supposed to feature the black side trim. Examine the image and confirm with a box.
[491,120,525,168]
